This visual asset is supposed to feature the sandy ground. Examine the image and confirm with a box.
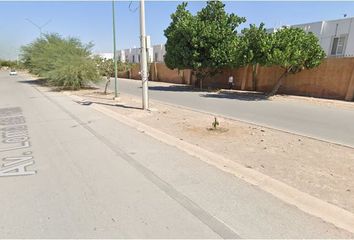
[69,88,354,215]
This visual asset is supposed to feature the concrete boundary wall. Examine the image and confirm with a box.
[119,58,354,101]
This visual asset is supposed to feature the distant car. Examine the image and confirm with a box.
[9,69,17,76]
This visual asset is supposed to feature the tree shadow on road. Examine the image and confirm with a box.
[18,78,48,86]
[147,85,204,93]
[200,90,269,101]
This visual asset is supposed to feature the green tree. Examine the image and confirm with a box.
[21,33,100,90]
[93,56,114,77]
[238,23,272,90]
[267,27,325,96]
[0,60,19,68]
[92,55,134,94]
[164,3,195,71]
[92,56,113,94]
[164,1,245,89]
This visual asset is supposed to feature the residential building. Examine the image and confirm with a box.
[116,50,125,62]
[290,17,354,57]
[117,36,153,63]
[152,44,166,62]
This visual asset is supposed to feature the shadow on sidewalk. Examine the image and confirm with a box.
[200,90,268,101]
[75,100,141,110]
[18,79,99,92]
[19,79,140,110]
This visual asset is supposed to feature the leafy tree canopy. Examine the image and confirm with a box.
[238,23,272,66]
[21,33,100,89]
[164,2,195,70]
[93,55,133,77]
[164,1,246,85]
[267,27,325,96]
[0,60,19,68]
[269,27,325,73]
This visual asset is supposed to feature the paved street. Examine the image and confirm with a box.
[0,71,352,238]
[110,78,354,148]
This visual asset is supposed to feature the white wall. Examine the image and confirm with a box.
[152,44,166,62]
[117,35,153,64]
[292,17,354,57]
[116,50,125,62]
[347,18,354,57]
[292,21,323,38]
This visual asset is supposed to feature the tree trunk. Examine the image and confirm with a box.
[267,68,290,97]
[241,66,248,90]
[104,77,111,95]
[200,72,211,90]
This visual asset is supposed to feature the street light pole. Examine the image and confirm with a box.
[112,0,118,99]
[140,0,149,110]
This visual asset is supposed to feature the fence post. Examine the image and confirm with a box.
[254,64,259,91]
[154,62,158,81]
[184,70,191,85]
[345,65,354,101]
[241,65,249,90]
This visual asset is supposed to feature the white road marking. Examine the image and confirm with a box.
[0,160,36,177]
[2,156,33,167]
[0,107,36,177]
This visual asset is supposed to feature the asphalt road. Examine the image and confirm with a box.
[0,71,352,238]
[109,78,354,148]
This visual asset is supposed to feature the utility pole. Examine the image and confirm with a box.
[140,0,149,110]
[112,0,118,98]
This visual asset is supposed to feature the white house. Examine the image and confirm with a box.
[152,44,166,62]
[290,17,354,57]
[116,43,165,64]
[117,47,153,64]
[116,50,125,62]
[117,36,153,63]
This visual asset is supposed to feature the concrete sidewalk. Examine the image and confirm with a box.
[0,71,352,238]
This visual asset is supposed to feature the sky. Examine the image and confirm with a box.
[1,1,354,60]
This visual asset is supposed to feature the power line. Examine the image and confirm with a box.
[25,18,52,35]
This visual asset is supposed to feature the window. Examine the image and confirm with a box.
[331,36,346,56]
[155,53,158,62]
[138,55,141,62]
[132,55,135,63]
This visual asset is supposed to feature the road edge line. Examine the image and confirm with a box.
[67,92,354,234]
